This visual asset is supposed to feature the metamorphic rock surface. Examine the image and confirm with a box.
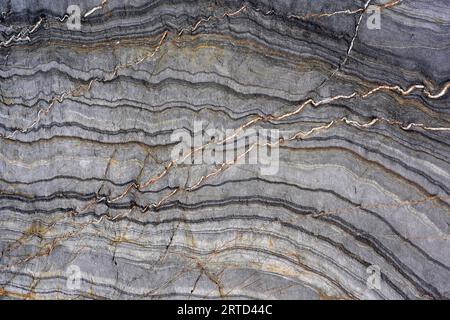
[0,0,449,300]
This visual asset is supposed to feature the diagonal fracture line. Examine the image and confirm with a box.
[146,114,450,210]
[1,6,248,140]
[288,0,401,20]
[0,1,109,48]
[91,81,450,211]
[83,0,108,18]
[341,0,373,67]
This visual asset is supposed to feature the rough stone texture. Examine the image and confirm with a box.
[0,0,449,299]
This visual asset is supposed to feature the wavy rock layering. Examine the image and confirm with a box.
[0,0,449,299]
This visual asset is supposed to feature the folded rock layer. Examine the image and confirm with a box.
[0,0,449,299]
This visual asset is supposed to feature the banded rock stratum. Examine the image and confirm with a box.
[0,0,449,299]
